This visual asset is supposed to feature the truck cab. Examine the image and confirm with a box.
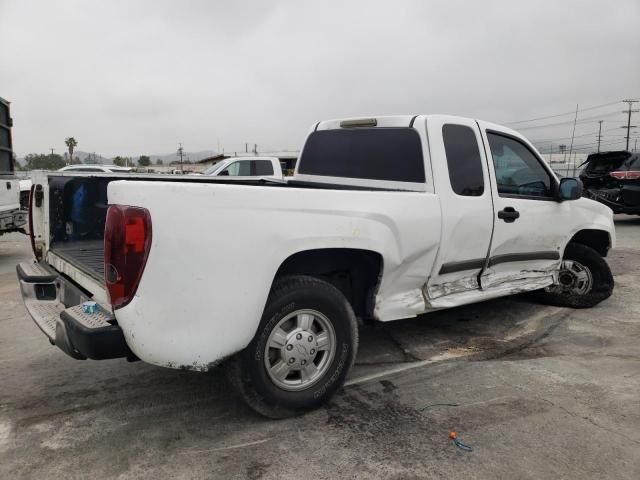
[203,156,285,181]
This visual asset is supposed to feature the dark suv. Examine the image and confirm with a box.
[580,151,640,214]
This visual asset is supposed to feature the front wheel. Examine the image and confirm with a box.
[534,242,614,308]
[226,275,358,418]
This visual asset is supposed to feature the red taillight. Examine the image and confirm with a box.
[609,171,628,180]
[625,170,640,180]
[104,205,152,309]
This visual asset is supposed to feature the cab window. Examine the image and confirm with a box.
[487,132,552,198]
[253,160,274,175]
[442,124,484,196]
[220,160,274,176]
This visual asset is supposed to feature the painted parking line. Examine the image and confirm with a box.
[346,307,562,387]
[345,349,474,387]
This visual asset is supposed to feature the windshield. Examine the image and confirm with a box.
[204,161,226,175]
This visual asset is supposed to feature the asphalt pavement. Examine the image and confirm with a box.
[1,216,639,479]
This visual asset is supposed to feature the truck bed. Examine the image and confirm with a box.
[50,240,104,281]
[41,173,406,295]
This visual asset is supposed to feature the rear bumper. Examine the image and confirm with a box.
[0,208,26,232]
[16,261,133,360]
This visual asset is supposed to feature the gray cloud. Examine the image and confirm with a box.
[1,0,639,157]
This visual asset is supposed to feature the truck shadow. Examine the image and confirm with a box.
[14,293,553,426]
[355,293,555,368]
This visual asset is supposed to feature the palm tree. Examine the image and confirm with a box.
[65,137,78,165]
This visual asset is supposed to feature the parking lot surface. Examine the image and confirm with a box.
[1,216,639,479]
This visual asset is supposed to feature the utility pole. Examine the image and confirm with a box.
[177,143,184,172]
[253,143,257,155]
[621,99,639,151]
[245,143,248,153]
[596,120,603,153]
[567,104,579,161]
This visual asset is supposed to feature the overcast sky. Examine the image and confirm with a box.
[1,0,639,158]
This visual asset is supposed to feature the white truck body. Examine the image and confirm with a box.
[0,177,20,214]
[0,176,26,235]
[19,114,615,415]
[107,115,614,369]
[0,96,26,234]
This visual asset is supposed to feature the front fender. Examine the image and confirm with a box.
[562,197,616,255]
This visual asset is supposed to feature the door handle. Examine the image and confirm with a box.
[497,206,520,223]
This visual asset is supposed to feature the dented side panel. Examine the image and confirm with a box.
[477,119,615,292]
[423,115,494,300]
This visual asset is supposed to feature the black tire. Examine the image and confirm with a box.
[533,242,613,308]
[226,275,358,418]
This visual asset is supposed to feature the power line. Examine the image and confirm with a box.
[503,100,622,125]
[570,139,629,152]
[528,127,621,143]
[515,110,623,130]
[536,137,636,153]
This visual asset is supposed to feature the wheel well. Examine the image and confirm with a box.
[569,229,611,257]
[273,249,383,320]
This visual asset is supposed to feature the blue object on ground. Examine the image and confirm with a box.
[454,438,473,452]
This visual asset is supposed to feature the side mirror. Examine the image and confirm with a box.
[558,177,583,201]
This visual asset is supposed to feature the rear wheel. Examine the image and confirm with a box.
[534,242,613,308]
[226,275,358,418]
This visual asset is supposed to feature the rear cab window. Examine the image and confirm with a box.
[297,128,426,187]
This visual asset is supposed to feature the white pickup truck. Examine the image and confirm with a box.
[18,115,615,417]
[1,96,27,235]
[0,176,26,235]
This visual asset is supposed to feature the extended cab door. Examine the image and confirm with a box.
[478,122,571,291]
[425,116,494,299]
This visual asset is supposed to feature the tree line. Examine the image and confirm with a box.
[20,152,163,170]
[17,136,170,170]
